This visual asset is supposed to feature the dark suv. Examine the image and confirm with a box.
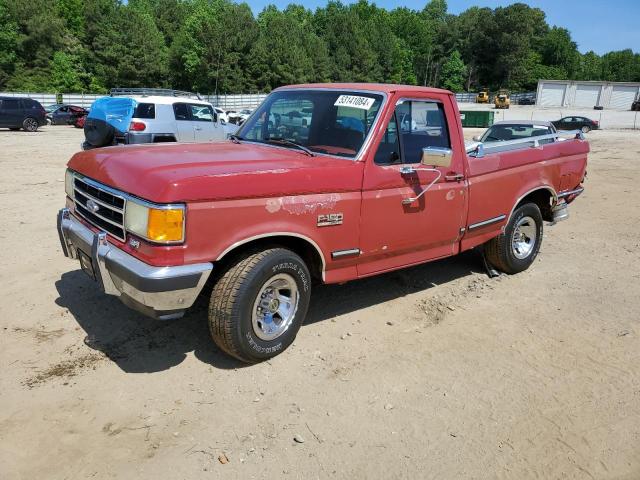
[0,96,47,131]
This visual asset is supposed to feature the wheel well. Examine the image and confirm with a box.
[214,236,325,282]
[515,188,555,222]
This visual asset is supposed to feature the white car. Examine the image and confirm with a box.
[228,108,253,125]
[213,107,229,124]
[82,88,237,150]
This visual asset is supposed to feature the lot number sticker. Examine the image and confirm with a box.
[334,95,375,110]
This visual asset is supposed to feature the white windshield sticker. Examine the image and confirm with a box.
[334,95,375,110]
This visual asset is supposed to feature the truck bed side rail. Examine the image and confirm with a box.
[467,130,585,157]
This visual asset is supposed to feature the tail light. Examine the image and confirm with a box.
[593,120,599,126]
[129,121,146,131]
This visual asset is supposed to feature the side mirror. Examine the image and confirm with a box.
[472,135,481,142]
[220,119,226,125]
[421,146,452,168]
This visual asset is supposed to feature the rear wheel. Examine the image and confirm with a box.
[23,117,39,132]
[581,125,591,133]
[485,202,543,274]
[208,248,311,363]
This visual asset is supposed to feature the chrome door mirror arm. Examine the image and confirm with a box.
[400,168,442,205]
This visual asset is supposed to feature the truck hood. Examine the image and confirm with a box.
[67,141,363,203]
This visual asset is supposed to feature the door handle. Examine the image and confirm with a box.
[194,127,202,131]
[445,173,464,182]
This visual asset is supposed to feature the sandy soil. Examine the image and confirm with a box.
[1,126,639,480]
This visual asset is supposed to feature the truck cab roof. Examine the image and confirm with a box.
[277,83,453,96]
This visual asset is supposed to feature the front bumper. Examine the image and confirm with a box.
[57,208,213,320]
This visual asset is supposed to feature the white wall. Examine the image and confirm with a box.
[536,81,640,110]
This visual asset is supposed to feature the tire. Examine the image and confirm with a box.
[581,125,591,133]
[23,117,39,132]
[485,202,543,274]
[208,248,312,363]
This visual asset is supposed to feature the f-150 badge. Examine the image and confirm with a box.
[317,213,343,227]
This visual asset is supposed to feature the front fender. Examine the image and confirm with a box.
[184,192,362,283]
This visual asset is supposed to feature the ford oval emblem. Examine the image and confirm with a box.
[86,199,100,213]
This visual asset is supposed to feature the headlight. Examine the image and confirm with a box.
[125,200,185,243]
[65,169,75,198]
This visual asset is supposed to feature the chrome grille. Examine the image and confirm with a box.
[73,176,127,241]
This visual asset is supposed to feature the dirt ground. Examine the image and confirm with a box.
[1,126,639,480]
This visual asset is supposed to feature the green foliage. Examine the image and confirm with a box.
[0,0,19,89]
[441,51,466,92]
[1,0,638,93]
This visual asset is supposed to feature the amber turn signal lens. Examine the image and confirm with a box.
[147,208,184,242]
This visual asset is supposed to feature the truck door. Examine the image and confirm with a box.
[189,104,218,142]
[173,103,195,142]
[358,96,467,276]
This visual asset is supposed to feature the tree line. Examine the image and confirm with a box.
[1,0,639,94]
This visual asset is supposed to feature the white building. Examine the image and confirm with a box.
[536,80,640,110]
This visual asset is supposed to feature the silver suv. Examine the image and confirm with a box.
[83,88,237,150]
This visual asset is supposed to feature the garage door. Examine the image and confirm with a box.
[574,84,601,108]
[539,83,566,107]
[609,86,638,110]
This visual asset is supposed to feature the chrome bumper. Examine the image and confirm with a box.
[57,208,213,320]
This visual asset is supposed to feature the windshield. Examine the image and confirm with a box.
[237,89,384,158]
[481,124,553,143]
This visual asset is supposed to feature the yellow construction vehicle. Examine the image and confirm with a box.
[476,89,489,103]
[494,89,510,109]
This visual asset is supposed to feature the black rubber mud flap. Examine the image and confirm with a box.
[480,245,500,278]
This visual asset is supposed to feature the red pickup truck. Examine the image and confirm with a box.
[58,83,588,363]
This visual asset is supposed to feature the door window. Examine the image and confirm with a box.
[173,103,190,121]
[374,113,401,165]
[190,104,215,122]
[3,99,21,110]
[375,100,450,165]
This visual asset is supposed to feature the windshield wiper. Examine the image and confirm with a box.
[265,137,315,157]
[228,134,244,144]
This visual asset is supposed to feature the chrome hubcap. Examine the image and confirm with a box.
[511,216,537,259]
[251,273,299,341]
[26,119,37,130]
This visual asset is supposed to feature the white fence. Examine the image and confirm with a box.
[3,91,638,129]
[455,92,536,104]
[0,91,267,110]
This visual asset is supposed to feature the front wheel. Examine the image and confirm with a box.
[208,248,311,363]
[485,202,543,274]
[23,117,39,132]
